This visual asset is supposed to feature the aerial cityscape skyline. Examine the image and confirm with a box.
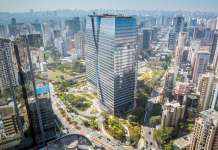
[1,1,218,150]
[0,0,218,12]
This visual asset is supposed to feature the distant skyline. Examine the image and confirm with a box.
[0,0,218,13]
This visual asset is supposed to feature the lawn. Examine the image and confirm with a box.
[79,93,97,100]
[128,122,141,147]
[139,69,165,81]
[104,116,126,142]
[83,117,99,130]
[47,60,84,81]
[72,79,87,88]
[153,127,174,145]
[47,69,71,81]
[138,69,165,90]
[60,93,92,111]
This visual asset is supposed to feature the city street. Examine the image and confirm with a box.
[143,97,159,150]
[49,83,126,150]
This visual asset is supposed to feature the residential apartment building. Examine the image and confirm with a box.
[161,101,185,127]
[197,73,218,111]
[192,50,210,83]
[190,110,218,150]
[175,32,187,66]
[0,38,18,93]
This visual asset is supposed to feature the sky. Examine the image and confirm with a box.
[0,0,218,12]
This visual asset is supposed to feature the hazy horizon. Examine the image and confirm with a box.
[0,0,218,13]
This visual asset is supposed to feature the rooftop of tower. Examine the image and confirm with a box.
[88,13,134,18]
[200,109,218,126]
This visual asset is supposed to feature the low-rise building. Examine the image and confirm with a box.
[173,134,193,150]
[0,103,22,149]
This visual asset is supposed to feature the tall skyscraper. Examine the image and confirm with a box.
[188,26,195,39]
[178,32,187,49]
[190,18,197,27]
[31,22,42,33]
[151,27,158,41]
[175,32,187,66]
[0,25,8,38]
[75,31,85,59]
[212,41,218,73]
[173,16,184,34]
[142,28,152,49]
[85,14,137,115]
[211,84,218,111]
[8,18,17,37]
[0,39,18,93]
[204,28,214,42]
[164,67,177,98]
[192,50,210,83]
[168,30,176,50]
[137,32,144,57]
[11,18,16,25]
[65,17,81,38]
[190,110,218,150]
[210,31,218,63]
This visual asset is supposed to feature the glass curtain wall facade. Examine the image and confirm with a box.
[85,15,137,115]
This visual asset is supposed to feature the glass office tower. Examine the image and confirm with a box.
[85,14,137,115]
